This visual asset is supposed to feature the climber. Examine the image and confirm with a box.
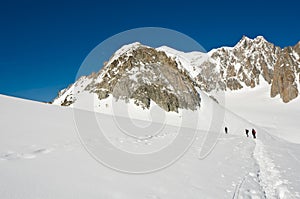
[252,128,256,139]
[225,127,228,134]
[245,129,249,137]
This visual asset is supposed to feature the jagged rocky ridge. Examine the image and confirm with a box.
[208,36,300,102]
[53,36,300,111]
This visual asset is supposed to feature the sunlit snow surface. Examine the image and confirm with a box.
[223,79,300,144]
[1,91,300,198]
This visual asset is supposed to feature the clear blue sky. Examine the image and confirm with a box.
[0,0,299,102]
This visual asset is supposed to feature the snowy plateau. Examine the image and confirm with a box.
[1,36,300,199]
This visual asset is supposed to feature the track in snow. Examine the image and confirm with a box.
[253,139,293,199]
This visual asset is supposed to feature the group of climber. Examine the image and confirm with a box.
[224,127,257,139]
[245,128,256,139]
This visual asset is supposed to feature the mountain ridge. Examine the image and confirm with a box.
[209,35,300,102]
[53,36,300,110]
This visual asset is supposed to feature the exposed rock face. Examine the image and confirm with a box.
[194,60,225,92]
[98,47,200,112]
[209,36,280,91]
[271,47,299,102]
[53,43,201,112]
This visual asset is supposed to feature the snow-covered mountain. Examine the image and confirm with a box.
[1,36,300,199]
[53,36,300,111]
[209,36,300,103]
[53,43,203,112]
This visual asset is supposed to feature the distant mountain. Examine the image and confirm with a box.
[208,36,300,103]
[53,36,300,110]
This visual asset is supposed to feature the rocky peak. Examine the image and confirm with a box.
[235,35,268,48]
[253,36,268,45]
[209,36,300,103]
[53,43,201,112]
[234,35,252,48]
[209,36,279,90]
[293,41,300,55]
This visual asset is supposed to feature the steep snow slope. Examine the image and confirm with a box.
[1,93,300,198]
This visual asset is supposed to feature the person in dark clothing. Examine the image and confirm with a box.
[225,127,228,134]
[245,129,249,137]
[252,128,256,139]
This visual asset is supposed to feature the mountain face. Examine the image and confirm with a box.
[53,43,201,112]
[208,36,300,103]
[53,36,300,110]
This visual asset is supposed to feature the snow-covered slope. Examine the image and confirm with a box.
[1,93,300,198]
[223,80,300,143]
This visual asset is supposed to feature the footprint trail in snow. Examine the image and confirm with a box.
[254,139,294,199]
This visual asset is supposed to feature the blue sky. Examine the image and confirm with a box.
[0,0,299,102]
